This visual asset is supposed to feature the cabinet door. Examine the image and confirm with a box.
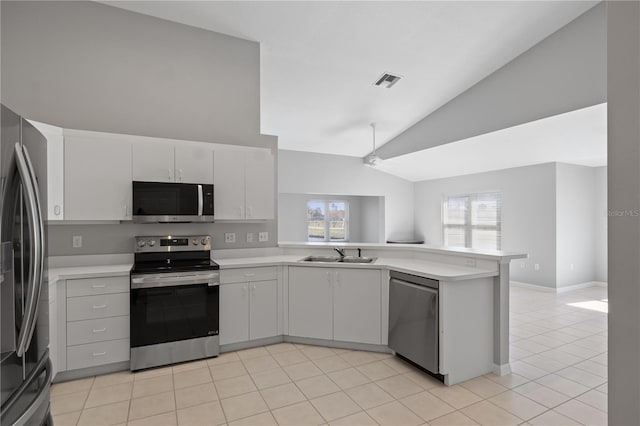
[249,280,278,340]
[288,267,333,340]
[64,136,132,220]
[333,269,382,344]
[175,145,214,184]
[213,149,246,219]
[245,148,275,220]
[132,141,174,182]
[219,283,249,345]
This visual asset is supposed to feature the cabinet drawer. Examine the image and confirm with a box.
[67,276,129,298]
[67,293,129,321]
[67,339,129,370]
[67,316,129,346]
[221,267,277,284]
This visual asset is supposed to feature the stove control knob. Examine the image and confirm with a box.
[201,238,208,245]
[137,240,146,248]
[148,240,156,247]
[192,239,198,245]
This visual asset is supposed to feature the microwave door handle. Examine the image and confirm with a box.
[197,185,203,216]
[13,143,44,357]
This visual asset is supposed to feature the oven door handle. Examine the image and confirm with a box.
[131,273,220,289]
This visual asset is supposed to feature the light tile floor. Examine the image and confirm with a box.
[51,285,608,425]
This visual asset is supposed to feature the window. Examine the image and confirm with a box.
[307,200,349,242]
[443,192,501,250]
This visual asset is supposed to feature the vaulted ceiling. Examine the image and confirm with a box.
[106,1,599,159]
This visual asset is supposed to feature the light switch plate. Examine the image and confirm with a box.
[225,233,236,243]
[246,233,254,243]
[258,232,269,242]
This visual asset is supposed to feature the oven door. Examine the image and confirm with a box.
[130,273,219,348]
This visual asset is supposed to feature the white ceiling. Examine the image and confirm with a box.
[106,1,598,158]
[373,103,607,182]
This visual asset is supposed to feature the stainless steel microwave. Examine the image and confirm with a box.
[132,181,214,223]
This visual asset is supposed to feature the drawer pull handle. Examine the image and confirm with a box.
[92,328,107,333]
[244,273,255,277]
[92,284,106,289]
[92,352,106,357]
[92,304,107,309]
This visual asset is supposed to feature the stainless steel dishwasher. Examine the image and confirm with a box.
[388,271,439,375]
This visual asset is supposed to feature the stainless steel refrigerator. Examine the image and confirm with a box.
[0,104,51,425]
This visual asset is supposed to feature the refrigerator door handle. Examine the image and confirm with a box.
[1,351,51,423]
[14,143,45,357]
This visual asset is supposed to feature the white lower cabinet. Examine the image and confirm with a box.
[249,280,278,340]
[288,266,382,344]
[219,283,249,345]
[333,269,382,344]
[219,267,279,345]
[56,275,130,375]
[288,267,333,340]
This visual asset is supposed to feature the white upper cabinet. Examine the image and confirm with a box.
[245,148,275,220]
[132,141,214,184]
[214,147,275,220]
[175,144,214,184]
[213,149,246,219]
[132,141,174,182]
[64,133,132,221]
[27,120,65,221]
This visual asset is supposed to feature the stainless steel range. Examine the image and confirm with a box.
[130,235,220,371]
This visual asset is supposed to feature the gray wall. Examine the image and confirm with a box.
[555,163,598,287]
[378,3,605,159]
[594,166,607,283]
[278,193,382,243]
[278,150,415,242]
[1,1,267,147]
[48,221,277,256]
[608,2,640,423]
[414,162,607,289]
[414,163,557,287]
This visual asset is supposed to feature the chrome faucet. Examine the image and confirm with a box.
[334,248,345,258]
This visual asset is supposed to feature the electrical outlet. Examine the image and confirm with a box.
[258,232,269,242]
[224,233,236,243]
[465,258,476,267]
[246,233,254,243]
[534,263,540,271]
[72,235,83,248]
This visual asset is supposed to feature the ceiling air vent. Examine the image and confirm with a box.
[374,73,402,88]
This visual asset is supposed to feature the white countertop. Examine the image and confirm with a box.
[47,245,512,283]
[48,264,132,283]
[279,241,526,261]
[215,255,497,281]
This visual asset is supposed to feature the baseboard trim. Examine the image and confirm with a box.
[511,280,608,294]
[492,363,512,376]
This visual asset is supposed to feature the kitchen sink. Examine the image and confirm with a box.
[301,256,341,262]
[300,256,377,264]
[340,256,377,264]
